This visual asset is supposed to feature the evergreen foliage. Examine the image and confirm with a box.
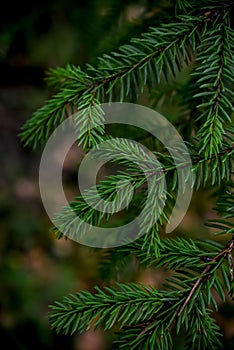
[21,0,233,349]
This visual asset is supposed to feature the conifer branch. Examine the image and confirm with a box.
[49,234,233,349]
[20,10,223,149]
[176,236,234,319]
[193,10,234,157]
[21,1,234,348]
[52,142,233,243]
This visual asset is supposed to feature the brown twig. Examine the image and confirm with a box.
[139,236,234,336]
[171,236,234,327]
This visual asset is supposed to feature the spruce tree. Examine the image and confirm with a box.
[21,0,233,349]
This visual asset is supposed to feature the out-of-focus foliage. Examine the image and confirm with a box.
[1,1,155,349]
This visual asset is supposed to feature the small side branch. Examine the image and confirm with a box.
[176,236,234,319]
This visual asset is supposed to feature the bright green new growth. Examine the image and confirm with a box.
[21,0,233,349]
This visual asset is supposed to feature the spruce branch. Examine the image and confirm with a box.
[99,215,234,282]
[20,13,212,149]
[20,1,234,348]
[175,236,234,319]
[49,235,234,349]
[51,142,233,245]
[193,11,234,157]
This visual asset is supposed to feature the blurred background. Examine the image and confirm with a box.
[0,0,233,349]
